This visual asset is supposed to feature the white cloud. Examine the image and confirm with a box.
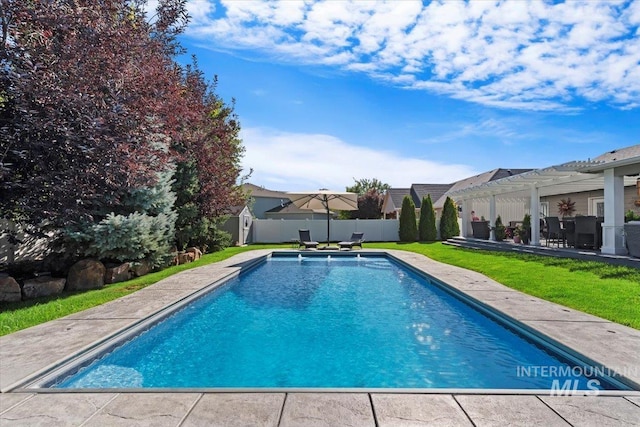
[186,0,640,111]
[240,127,476,191]
[419,116,532,145]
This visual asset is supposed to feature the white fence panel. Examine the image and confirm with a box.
[252,219,400,243]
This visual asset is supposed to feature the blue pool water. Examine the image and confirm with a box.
[54,254,624,389]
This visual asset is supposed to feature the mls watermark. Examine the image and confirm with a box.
[516,365,638,396]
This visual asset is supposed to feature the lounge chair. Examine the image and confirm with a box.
[338,232,365,250]
[298,229,319,249]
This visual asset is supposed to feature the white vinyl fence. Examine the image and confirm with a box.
[251,219,400,243]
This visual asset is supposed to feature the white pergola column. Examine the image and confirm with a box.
[530,186,540,246]
[489,195,497,241]
[460,199,471,238]
[601,169,627,255]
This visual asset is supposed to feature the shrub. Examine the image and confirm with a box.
[65,211,176,267]
[172,159,237,252]
[439,197,460,240]
[418,195,437,241]
[495,215,506,241]
[399,196,418,242]
[63,171,177,268]
[521,213,532,244]
[625,210,640,222]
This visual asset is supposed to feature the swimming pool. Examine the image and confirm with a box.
[40,253,630,390]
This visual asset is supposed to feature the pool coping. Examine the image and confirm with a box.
[1,248,640,425]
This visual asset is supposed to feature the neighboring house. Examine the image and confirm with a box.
[381,184,453,219]
[264,201,331,220]
[241,183,332,220]
[381,188,411,219]
[413,183,457,213]
[384,170,530,221]
[242,183,292,219]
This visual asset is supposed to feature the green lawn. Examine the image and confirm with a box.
[368,242,640,330]
[1,242,639,336]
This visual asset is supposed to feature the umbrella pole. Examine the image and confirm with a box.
[326,203,330,246]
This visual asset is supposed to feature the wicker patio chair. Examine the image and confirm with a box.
[624,222,640,258]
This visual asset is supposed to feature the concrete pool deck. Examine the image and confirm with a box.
[1,249,639,426]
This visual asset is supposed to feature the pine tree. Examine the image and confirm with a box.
[63,170,177,268]
[172,160,232,251]
[418,195,437,241]
[495,215,506,241]
[439,197,460,240]
[399,196,418,242]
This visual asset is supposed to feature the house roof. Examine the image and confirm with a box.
[242,183,288,199]
[582,144,640,176]
[446,145,640,200]
[592,144,640,163]
[411,184,454,208]
[382,188,411,213]
[384,169,533,211]
[433,168,533,208]
[227,205,248,216]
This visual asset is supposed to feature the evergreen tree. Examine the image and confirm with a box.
[418,195,437,241]
[172,160,232,251]
[62,170,177,268]
[494,215,506,241]
[171,61,246,251]
[439,197,460,240]
[399,196,418,242]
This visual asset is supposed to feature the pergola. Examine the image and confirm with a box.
[447,157,640,255]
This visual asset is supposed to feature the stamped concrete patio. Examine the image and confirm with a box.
[1,249,639,426]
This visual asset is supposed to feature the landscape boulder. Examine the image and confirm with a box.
[22,276,66,299]
[104,263,131,284]
[0,276,22,302]
[66,259,106,291]
[177,252,195,264]
[186,247,203,260]
[130,259,152,277]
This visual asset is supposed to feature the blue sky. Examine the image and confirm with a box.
[169,0,640,192]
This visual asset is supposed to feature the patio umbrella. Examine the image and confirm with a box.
[286,190,358,245]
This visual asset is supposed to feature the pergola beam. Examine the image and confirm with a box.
[447,155,640,255]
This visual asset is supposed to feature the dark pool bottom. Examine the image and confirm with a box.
[36,253,632,391]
